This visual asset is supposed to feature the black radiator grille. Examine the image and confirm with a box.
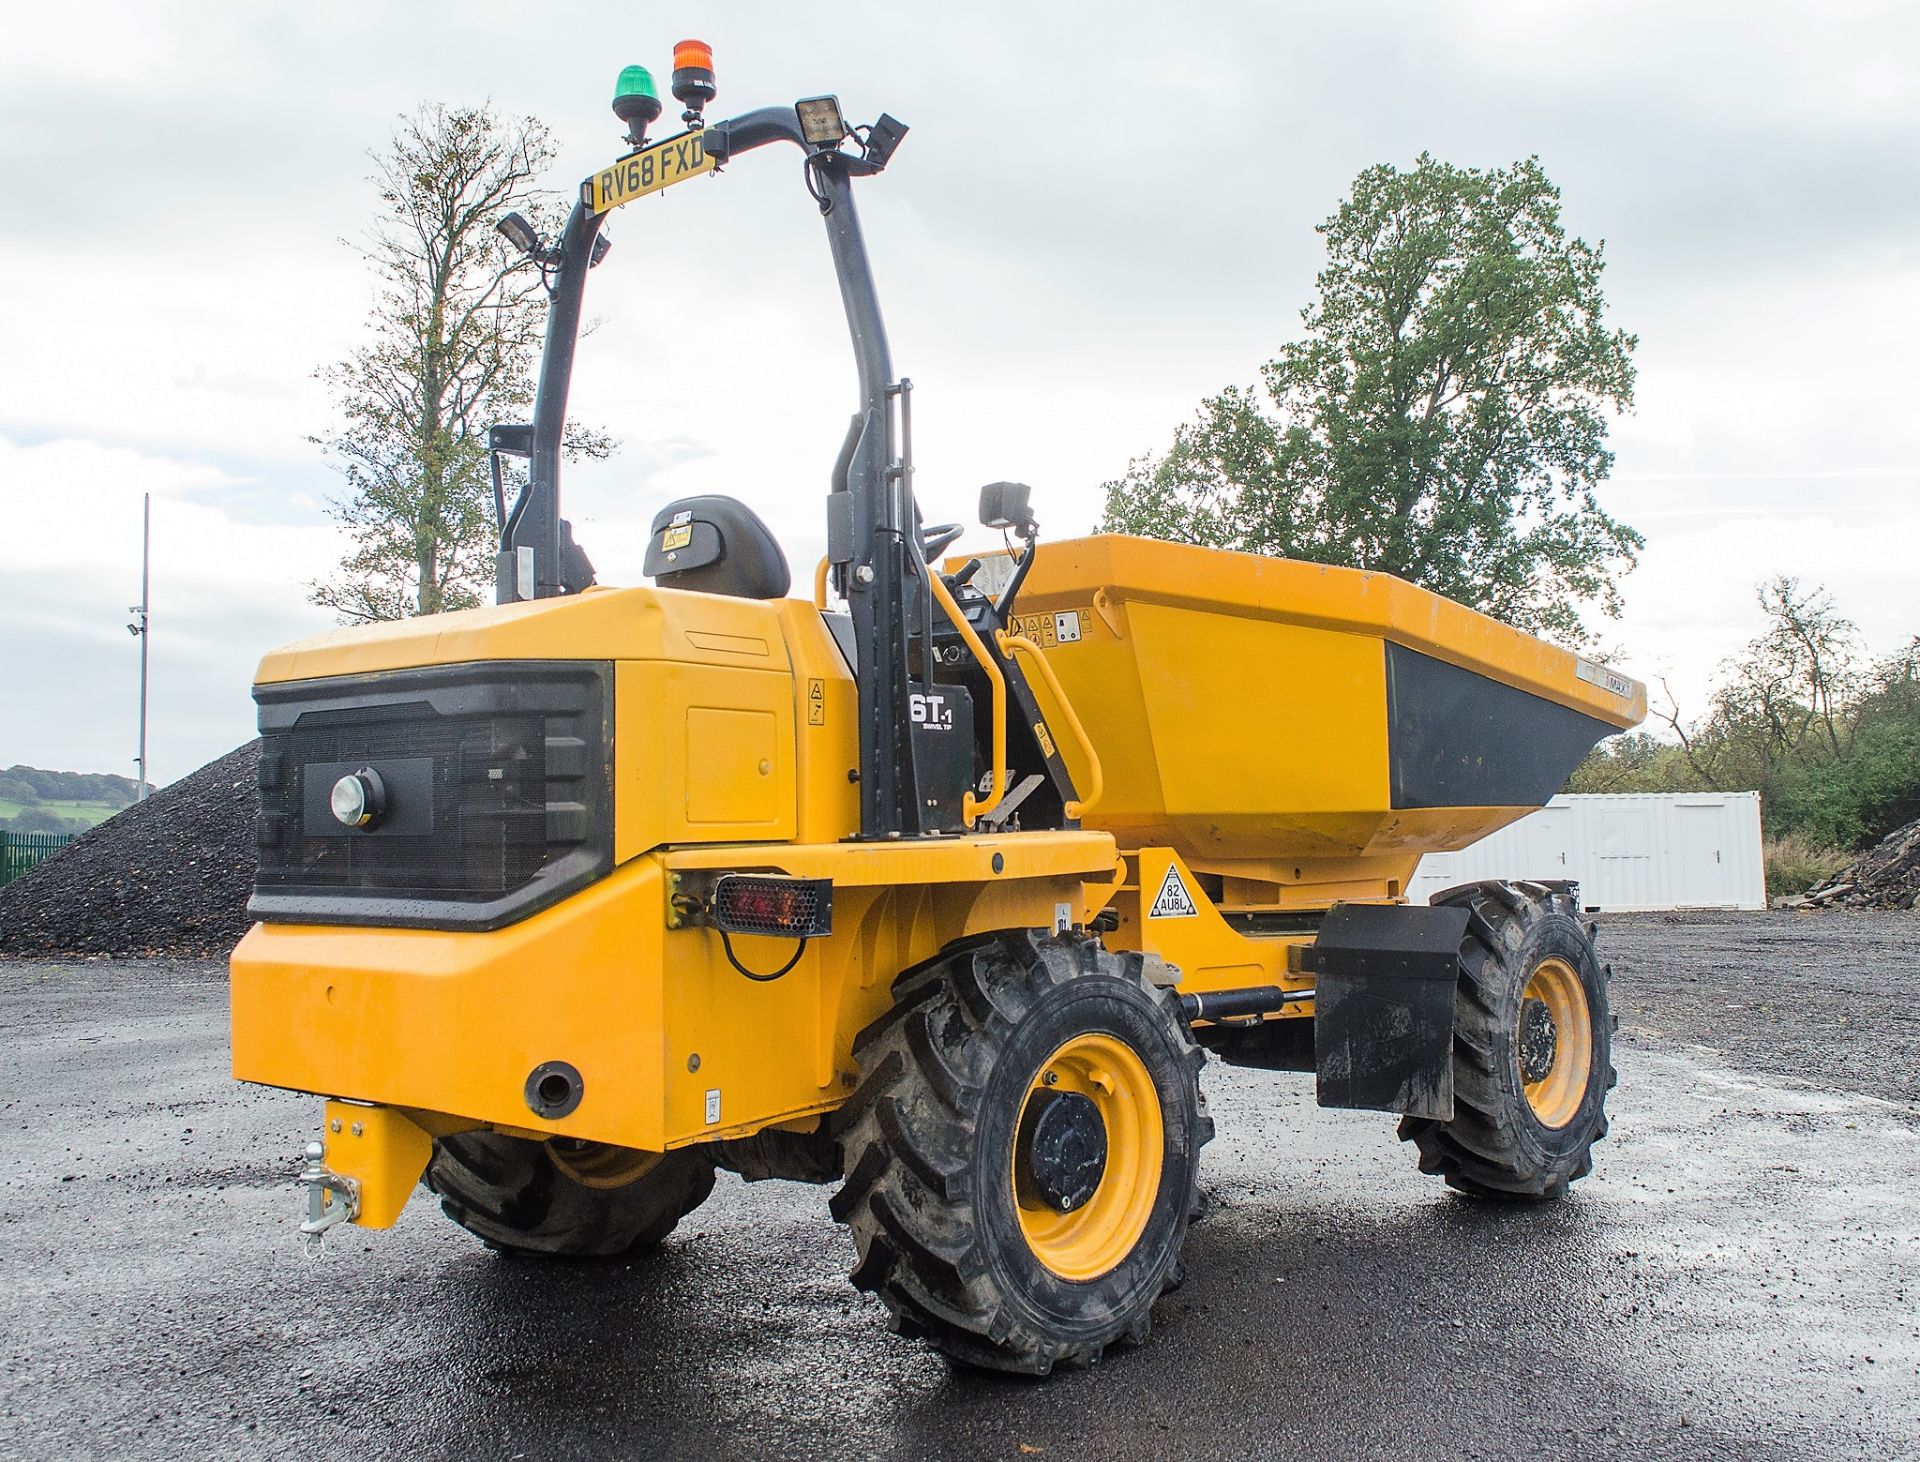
[250,661,611,931]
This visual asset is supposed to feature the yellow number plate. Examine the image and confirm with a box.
[581,131,715,214]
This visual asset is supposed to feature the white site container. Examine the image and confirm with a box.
[1410,792,1766,912]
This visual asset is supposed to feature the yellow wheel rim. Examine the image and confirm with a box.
[1012,1033,1163,1282]
[546,1139,664,1191]
[1519,957,1593,1129]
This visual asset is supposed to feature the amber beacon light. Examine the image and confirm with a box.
[672,39,717,123]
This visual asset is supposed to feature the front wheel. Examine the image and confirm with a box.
[831,931,1211,1374]
[1402,880,1616,1200]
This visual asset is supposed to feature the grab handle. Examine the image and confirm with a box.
[995,632,1104,821]
[928,572,1008,824]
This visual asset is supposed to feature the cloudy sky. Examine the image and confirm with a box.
[2,1,1915,785]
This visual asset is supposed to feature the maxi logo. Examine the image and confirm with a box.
[1148,863,1198,919]
[1575,655,1635,700]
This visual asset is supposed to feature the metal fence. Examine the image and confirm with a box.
[0,830,74,887]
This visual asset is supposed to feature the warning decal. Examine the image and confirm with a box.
[1011,607,1092,647]
[1148,863,1198,919]
[807,678,825,726]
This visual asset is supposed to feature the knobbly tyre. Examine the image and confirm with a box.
[232,43,1645,1375]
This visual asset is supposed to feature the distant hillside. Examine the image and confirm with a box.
[0,764,153,836]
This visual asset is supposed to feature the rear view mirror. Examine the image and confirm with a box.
[978,481,1036,535]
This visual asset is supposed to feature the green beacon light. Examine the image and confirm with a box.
[612,64,662,148]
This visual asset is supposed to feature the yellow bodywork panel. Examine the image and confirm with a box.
[232,831,1119,1155]
[259,585,851,866]
[1004,535,1644,722]
[1126,849,1294,993]
[770,598,862,845]
[234,857,674,1149]
[616,660,798,855]
[1106,599,1389,852]
[254,584,792,686]
[321,1100,433,1229]
[962,535,1645,866]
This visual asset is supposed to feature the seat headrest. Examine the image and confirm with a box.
[643,495,790,600]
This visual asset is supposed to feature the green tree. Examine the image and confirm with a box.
[1773,636,1920,847]
[1102,154,1639,643]
[10,807,81,835]
[1594,580,1919,851]
[1658,576,1860,798]
[1564,732,1702,795]
[312,104,610,623]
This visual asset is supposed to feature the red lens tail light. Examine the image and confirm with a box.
[710,875,833,938]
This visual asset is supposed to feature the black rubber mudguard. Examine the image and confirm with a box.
[1302,902,1469,1121]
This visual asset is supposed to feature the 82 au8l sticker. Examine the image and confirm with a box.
[1148,863,1198,919]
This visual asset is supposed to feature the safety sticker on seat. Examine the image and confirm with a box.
[1148,863,1198,919]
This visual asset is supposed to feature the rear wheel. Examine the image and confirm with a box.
[427,1133,716,1257]
[831,931,1210,1374]
[1401,880,1615,1200]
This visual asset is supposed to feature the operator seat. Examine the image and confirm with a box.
[644,495,790,600]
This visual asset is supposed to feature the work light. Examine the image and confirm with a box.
[795,96,846,146]
[329,768,386,830]
[495,211,540,256]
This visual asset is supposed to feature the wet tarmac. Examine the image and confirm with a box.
[2,911,1916,1459]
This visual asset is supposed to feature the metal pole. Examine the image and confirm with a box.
[135,493,149,800]
[499,201,604,604]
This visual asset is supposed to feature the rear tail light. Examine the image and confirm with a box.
[709,875,833,938]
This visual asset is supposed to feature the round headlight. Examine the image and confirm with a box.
[329,769,383,829]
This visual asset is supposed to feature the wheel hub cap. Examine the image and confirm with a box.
[1012,1032,1164,1282]
[1518,956,1595,1130]
[1016,1089,1108,1212]
[1518,997,1559,1084]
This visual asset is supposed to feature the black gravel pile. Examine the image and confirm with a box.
[1785,816,1920,911]
[0,742,258,957]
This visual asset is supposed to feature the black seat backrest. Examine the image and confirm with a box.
[643,495,790,600]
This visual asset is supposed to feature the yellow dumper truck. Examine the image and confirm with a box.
[232,51,1645,1374]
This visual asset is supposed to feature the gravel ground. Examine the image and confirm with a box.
[1,911,1915,1460]
[1600,909,1920,1105]
[0,743,258,958]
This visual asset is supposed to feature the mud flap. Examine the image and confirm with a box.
[1302,902,1468,1121]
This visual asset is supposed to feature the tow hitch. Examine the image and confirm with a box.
[292,1102,436,1252]
[298,1142,360,1254]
